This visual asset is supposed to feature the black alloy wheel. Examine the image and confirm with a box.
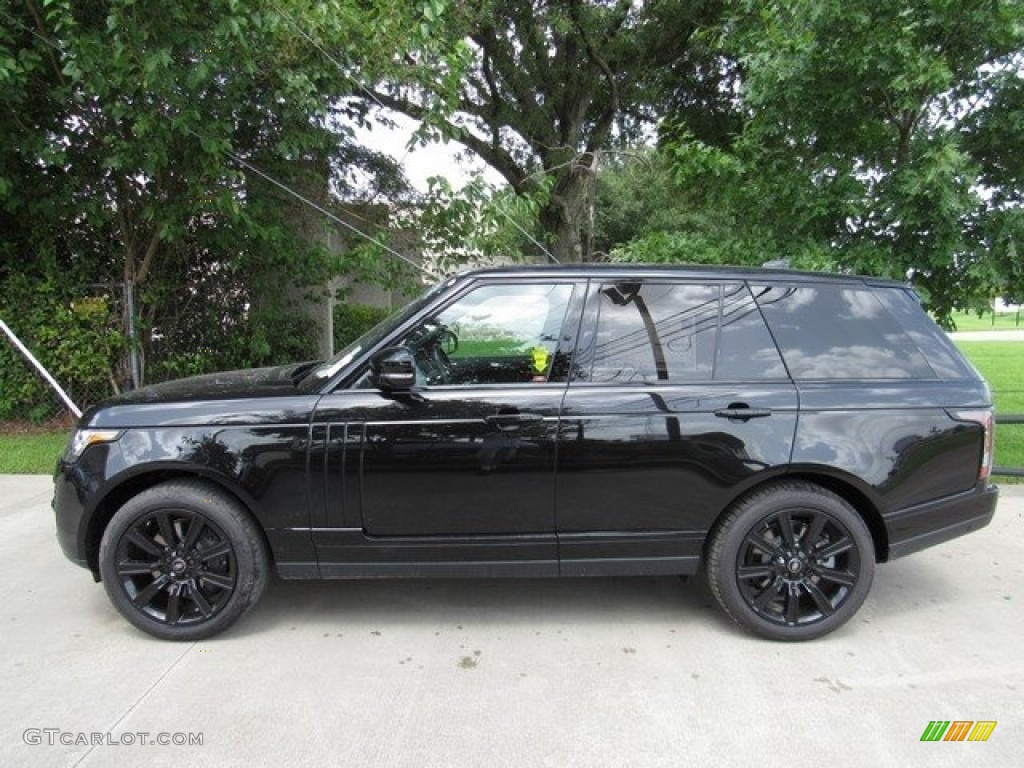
[113,509,236,625]
[99,480,268,640]
[707,481,875,641]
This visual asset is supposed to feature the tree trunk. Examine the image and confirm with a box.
[538,159,596,263]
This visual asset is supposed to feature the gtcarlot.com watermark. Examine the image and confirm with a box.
[24,729,203,747]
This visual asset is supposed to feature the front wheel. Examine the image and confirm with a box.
[98,480,268,640]
[706,481,875,641]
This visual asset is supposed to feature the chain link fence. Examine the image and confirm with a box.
[0,362,112,434]
[1,315,124,432]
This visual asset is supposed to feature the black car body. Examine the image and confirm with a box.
[53,265,998,640]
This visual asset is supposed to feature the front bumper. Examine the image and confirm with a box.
[53,464,90,569]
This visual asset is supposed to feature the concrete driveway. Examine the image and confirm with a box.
[1,475,1020,768]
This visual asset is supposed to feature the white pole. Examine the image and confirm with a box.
[0,318,83,419]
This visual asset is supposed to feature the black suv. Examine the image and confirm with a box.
[53,265,998,641]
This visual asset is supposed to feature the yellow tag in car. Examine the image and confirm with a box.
[531,346,550,374]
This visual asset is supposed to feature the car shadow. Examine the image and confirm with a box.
[231,573,730,638]
[221,554,967,641]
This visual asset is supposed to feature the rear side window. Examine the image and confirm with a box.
[718,283,788,380]
[589,282,717,383]
[752,284,937,380]
[582,282,785,383]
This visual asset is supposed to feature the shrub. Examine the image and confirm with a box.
[333,302,391,350]
[0,274,124,420]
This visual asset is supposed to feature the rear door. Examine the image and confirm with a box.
[556,279,799,575]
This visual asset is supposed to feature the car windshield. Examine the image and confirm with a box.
[300,276,453,388]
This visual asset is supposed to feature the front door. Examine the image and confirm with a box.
[313,279,583,574]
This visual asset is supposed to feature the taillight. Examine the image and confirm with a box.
[950,409,995,482]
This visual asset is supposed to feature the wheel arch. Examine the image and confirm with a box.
[84,469,272,578]
[709,469,890,565]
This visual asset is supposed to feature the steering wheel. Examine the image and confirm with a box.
[410,323,458,385]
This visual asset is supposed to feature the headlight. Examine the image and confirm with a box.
[66,429,122,461]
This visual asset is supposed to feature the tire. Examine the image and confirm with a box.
[706,481,875,641]
[98,479,268,641]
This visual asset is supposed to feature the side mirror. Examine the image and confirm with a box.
[370,347,416,391]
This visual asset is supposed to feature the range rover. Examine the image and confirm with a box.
[53,265,998,641]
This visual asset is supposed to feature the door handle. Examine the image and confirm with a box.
[486,411,544,429]
[714,407,772,422]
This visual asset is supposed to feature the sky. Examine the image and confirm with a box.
[355,111,503,193]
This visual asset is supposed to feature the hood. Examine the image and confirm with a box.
[108,364,311,405]
[78,363,321,429]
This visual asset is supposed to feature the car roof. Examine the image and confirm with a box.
[456,262,907,288]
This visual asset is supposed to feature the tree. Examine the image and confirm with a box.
[591,146,769,265]
[370,0,723,263]
[0,0,448,390]
[659,0,1024,323]
[963,66,1024,304]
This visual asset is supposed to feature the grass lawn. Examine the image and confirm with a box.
[0,430,66,474]
[947,309,1023,332]
[954,341,1024,478]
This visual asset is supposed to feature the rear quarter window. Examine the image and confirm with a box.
[871,286,975,380]
[752,283,937,380]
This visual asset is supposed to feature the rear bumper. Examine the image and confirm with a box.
[885,484,998,560]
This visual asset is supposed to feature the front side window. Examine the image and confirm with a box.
[399,282,576,386]
[305,277,452,388]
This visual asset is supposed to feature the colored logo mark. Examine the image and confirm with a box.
[920,721,997,742]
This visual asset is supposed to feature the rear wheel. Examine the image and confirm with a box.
[706,481,874,641]
[99,480,268,640]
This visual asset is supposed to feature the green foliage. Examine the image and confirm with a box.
[373,0,725,263]
[613,231,751,266]
[333,303,391,350]
[656,0,1024,326]
[0,271,123,419]
[595,146,833,269]
[4,0,1021,410]
[593,150,686,256]
[0,0,462,413]
[412,175,552,270]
